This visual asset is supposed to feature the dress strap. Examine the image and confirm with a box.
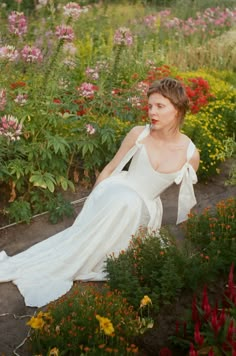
[136,124,150,145]
[111,125,150,175]
[187,140,196,162]
[174,162,198,224]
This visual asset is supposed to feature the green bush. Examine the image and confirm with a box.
[169,264,236,355]
[27,284,152,355]
[0,1,235,223]
[106,198,236,313]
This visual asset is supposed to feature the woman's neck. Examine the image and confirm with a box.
[150,125,181,143]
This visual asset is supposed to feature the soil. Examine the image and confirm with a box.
[0,159,235,356]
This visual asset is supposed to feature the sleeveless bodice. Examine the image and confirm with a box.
[112,125,198,225]
[126,145,180,200]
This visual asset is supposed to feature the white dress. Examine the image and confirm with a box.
[0,125,197,307]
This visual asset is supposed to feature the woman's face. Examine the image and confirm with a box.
[148,93,179,132]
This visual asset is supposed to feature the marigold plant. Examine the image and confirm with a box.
[27,284,151,355]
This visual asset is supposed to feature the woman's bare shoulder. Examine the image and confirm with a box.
[128,125,148,139]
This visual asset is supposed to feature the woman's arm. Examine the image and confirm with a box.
[93,126,144,187]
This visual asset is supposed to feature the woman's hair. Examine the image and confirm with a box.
[147,77,189,126]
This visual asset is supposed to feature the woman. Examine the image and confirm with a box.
[0,78,200,307]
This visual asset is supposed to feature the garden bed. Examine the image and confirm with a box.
[0,159,235,355]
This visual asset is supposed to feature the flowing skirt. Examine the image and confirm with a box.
[0,176,150,307]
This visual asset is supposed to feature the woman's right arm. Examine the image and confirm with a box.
[93,126,144,188]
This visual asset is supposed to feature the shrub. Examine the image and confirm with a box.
[27,284,153,355]
[106,198,236,313]
[183,197,236,273]
[169,264,236,355]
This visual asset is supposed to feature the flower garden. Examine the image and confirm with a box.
[0,0,235,355]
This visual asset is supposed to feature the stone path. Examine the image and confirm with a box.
[0,160,235,355]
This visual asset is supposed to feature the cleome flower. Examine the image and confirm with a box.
[85,123,96,135]
[8,11,27,36]
[0,115,22,141]
[113,27,133,46]
[96,314,115,336]
[21,45,43,63]
[0,89,7,111]
[0,45,19,62]
[77,82,98,98]
[55,25,75,42]
[63,2,82,20]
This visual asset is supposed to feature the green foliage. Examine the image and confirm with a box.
[0,1,235,223]
[7,199,32,224]
[183,198,236,273]
[45,193,74,224]
[27,284,151,355]
[106,198,236,314]
[106,229,198,312]
[169,265,236,355]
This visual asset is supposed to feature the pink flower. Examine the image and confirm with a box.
[127,96,141,108]
[136,81,149,95]
[63,2,82,20]
[63,43,77,56]
[143,14,157,28]
[8,11,27,36]
[21,45,43,63]
[85,67,99,81]
[0,89,7,111]
[14,94,28,106]
[77,82,98,98]
[113,27,133,46]
[85,124,96,135]
[55,25,75,41]
[0,115,22,141]
[63,58,76,69]
[0,45,19,62]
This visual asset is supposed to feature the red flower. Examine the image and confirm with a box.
[194,322,204,346]
[208,347,214,355]
[201,286,211,319]
[10,81,26,90]
[184,77,213,114]
[53,98,61,104]
[210,308,221,335]
[159,347,172,356]
[189,343,198,356]
[224,263,236,306]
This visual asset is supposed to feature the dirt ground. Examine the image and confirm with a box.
[0,160,235,356]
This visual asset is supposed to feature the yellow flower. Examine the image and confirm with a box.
[140,295,152,308]
[49,347,59,356]
[27,316,45,329]
[96,314,115,336]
